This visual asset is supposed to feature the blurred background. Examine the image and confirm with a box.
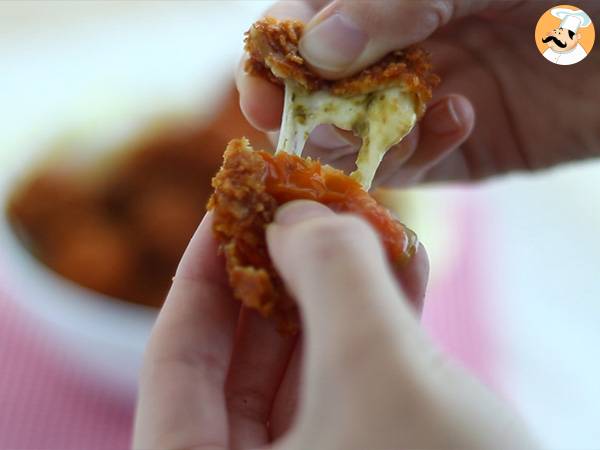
[1,1,599,449]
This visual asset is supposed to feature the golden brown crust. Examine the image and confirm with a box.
[207,138,298,333]
[244,17,319,91]
[244,17,440,115]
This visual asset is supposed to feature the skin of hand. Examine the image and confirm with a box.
[236,0,600,188]
[132,200,537,450]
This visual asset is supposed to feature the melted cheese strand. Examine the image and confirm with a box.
[276,80,417,190]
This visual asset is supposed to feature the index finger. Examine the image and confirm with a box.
[133,213,240,450]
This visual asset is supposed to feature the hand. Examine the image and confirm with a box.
[132,200,536,449]
[237,0,600,187]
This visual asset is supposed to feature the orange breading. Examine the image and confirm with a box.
[208,138,418,333]
[244,17,440,116]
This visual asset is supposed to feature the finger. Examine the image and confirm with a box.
[380,94,475,187]
[265,196,427,315]
[321,95,473,186]
[299,0,509,78]
[267,200,417,371]
[226,307,297,449]
[237,70,284,132]
[319,124,416,180]
[270,339,303,440]
[370,127,420,187]
[302,125,359,163]
[133,213,240,450]
[236,0,322,132]
[267,0,320,22]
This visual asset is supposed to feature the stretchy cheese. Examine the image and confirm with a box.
[244,17,439,189]
[278,80,416,189]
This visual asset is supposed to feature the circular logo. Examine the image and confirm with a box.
[535,4,595,65]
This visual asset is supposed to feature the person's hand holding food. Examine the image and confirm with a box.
[237,0,600,187]
[132,1,553,447]
[133,201,536,449]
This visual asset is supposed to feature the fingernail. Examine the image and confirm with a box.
[424,98,464,135]
[274,200,333,226]
[300,13,368,72]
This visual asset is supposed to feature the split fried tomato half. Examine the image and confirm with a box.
[207,138,418,333]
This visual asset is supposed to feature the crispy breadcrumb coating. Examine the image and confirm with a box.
[208,138,418,333]
[244,17,439,116]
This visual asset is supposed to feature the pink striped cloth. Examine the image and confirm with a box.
[0,192,496,449]
[0,290,134,449]
[423,192,499,390]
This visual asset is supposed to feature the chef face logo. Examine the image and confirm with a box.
[542,27,579,51]
[535,5,595,65]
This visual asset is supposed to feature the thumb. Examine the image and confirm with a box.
[299,0,500,78]
[266,200,419,371]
